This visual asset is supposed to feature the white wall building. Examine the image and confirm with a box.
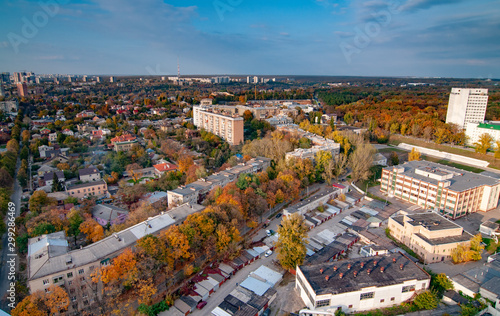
[466,122,500,148]
[296,253,430,314]
[446,88,488,130]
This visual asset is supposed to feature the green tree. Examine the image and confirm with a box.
[413,291,438,310]
[495,141,500,159]
[67,209,83,244]
[276,213,308,271]
[51,173,64,192]
[29,191,57,214]
[344,112,354,125]
[390,151,399,165]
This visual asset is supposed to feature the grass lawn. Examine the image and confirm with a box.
[389,135,500,169]
[420,155,485,173]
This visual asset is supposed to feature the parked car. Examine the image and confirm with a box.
[266,230,272,237]
[275,213,282,219]
[263,309,271,316]
[197,301,207,309]
[265,250,273,257]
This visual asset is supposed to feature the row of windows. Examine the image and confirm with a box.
[42,267,91,286]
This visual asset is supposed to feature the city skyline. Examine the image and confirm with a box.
[0,0,499,78]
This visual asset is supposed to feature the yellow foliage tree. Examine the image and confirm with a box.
[79,218,105,242]
[408,148,421,161]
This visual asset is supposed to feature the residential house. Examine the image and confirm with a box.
[66,180,108,199]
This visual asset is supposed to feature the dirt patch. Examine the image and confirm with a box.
[270,272,306,316]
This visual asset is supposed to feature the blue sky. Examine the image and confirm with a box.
[0,0,499,77]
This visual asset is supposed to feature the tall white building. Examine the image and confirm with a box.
[446,88,488,129]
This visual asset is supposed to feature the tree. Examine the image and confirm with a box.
[495,141,500,159]
[6,139,19,153]
[79,218,104,242]
[97,248,138,287]
[51,173,64,192]
[433,273,454,293]
[12,285,69,316]
[408,148,421,161]
[349,143,376,182]
[390,151,399,165]
[474,133,493,154]
[413,291,438,310]
[29,191,57,214]
[21,130,30,143]
[343,112,354,125]
[276,213,309,271]
[67,209,84,244]
[56,163,70,171]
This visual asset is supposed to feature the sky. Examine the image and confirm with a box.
[0,0,499,78]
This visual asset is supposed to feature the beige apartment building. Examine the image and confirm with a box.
[66,180,108,199]
[192,105,244,145]
[27,203,205,315]
[388,212,472,263]
[380,161,500,219]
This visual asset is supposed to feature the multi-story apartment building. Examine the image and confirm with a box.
[380,161,500,219]
[27,203,205,315]
[296,253,430,314]
[446,88,488,130]
[388,212,472,263]
[192,105,244,145]
[66,180,108,199]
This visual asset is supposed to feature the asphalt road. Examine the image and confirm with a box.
[0,158,21,313]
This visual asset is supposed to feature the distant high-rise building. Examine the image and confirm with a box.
[67,76,72,83]
[13,72,23,83]
[0,84,4,97]
[247,76,258,84]
[96,76,101,83]
[212,76,230,84]
[17,82,28,97]
[0,72,10,83]
[35,77,41,84]
[82,75,87,82]
[110,76,115,83]
[446,88,488,129]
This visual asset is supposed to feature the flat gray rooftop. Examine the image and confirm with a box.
[384,160,499,192]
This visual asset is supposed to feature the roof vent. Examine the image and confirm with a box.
[360,262,365,268]
[353,271,358,278]
[393,258,397,263]
[325,275,329,281]
[380,267,385,273]
[333,266,337,271]
[373,260,377,266]
[367,269,371,275]
[347,264,351,270]
[339,273,343,279]
[400,264,404,270]
[320,268,324,274]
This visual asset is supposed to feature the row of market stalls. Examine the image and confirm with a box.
[162,246,271,316]
[212,265,282,316]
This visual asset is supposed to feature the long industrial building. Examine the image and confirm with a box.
[380,161,500,219]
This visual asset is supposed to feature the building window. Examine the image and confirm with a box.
[402,285,416,293]
[67,272,73,278]
[80,277,85,281]
[79,269,84,274]
[71,296,77,302]
[81,285,86,290]
[43,279,49,285]
[316,299,330,308]
[380,299,385,303]
[68,281,73,286]
[391,297,395,301]
[360,292,375,300]
[348,305,353,308]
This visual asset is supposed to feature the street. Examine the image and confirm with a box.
[0,158,22,312]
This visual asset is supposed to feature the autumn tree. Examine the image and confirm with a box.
[97,248,138,287]
[474,133,493,154]
[29,190,57,214]
[178,155,194,173]
[494,141,500,159]
[408,148,421,161]
[276,213,309,271]
[349,143,375,182]
[79,218,105,242]
[56,163,70,171]
[12,285,69,316]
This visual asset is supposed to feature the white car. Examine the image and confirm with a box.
[266,230,272,237]
[265,250,273,257]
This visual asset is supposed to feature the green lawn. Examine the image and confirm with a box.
[378,147,406,153]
